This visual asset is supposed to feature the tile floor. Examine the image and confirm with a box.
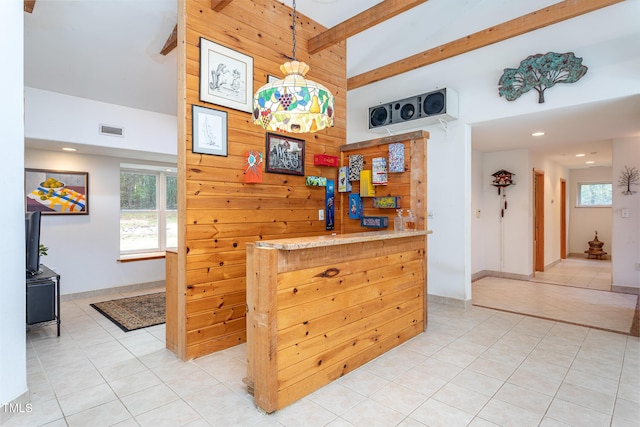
[6,287,640,427]
[530,256,612,291]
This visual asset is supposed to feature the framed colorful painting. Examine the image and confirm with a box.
[25,169,89,215]
[265,132,305,176]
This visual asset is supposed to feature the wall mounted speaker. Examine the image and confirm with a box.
[368,88,458,131]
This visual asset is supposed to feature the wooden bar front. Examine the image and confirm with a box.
[246,231,428,413]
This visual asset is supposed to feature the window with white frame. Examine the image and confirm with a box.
[577,182,612,207]
[120,164,177,254]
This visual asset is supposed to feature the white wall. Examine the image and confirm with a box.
[568,167,613,257]
[0,0,27,415]
[25,149,171,295]
[612,138,640,292]
[347,2,640,302]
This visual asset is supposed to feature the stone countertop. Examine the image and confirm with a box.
[253,230,431,250]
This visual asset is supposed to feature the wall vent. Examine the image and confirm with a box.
[99,124,124,137]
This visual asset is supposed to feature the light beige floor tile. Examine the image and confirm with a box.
[338,368,390,396]
[431,382,491,415]
[546,399,611,427]
[109,369,162,398]
[555,382,615,414]
[308,382,366,416]
[272,398,336,427]
[135,399,201,427]
[467,356,519,381]
[477,398,543,427]
[614,397,640,423]
[65,400,131,427]
[57,382,117,416]
[410,398,474,427]
[120,383,179,416]
[493,383,552,415]
[369,381,428,415]
[450,369,504,396]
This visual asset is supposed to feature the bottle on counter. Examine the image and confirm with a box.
[405,210,416,231]
[394,209,404,231]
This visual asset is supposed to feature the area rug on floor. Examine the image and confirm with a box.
[90,292,165,332]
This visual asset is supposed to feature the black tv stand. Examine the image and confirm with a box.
[26,264,60,336]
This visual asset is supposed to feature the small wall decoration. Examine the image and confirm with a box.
[326,180,335,231]
[245,151,263,183]
[388,143,405,172]
[305,176,327,187]
[359,170,375,197]
[338,167,351,192]
[348,154,364,181]
[373,196,400,209]
[372,157,388,185]
[199,37,254,113]
[192,105,228,156]
[498,52,588,104]
[618,165,639,195]
[491,169,515,218]
[313,154,339,167]
[265,132,305,176]
[349,194,363,219]
[25,169,89,215]
[361,216,389,229]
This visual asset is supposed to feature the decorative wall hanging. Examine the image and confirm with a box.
[372,157,388,185]
[491,169,515,218]
[265,132,305,176]
[349,194,363,219]
[25,169,88,215]
[388,143,405,173]
[361,216,389,229]
[305,176,327,187]
[325,180,335,231]
[245,151,263,183]
[372,196,401,209]
[359,170,375,197]
[498,52,588,104]
[338,167,351,192]
[199,37,253,113]
[252,0,334,133]
[618,165,639,195]
[313,154,339,167]
[192,105,228,156]
[348,154,364,181]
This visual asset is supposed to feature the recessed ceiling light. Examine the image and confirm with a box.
[575,153,586,157]
[531,131,545,137]
[586,161,595,164]
[62,147,77,152]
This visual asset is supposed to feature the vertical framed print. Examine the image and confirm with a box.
[192,105,228,156]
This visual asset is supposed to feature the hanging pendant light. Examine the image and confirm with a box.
[252,0,335,133]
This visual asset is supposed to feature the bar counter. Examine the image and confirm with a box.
[246,230,430,413]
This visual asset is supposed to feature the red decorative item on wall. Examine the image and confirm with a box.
[313,154,339,167]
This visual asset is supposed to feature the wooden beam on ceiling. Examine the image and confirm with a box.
[24,0,35,13]
[211,0,233,12]
[308,0,428,55]
[348,0,624,90]
[160,24,178,56]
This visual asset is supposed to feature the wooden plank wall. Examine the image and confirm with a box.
[179,0,346,360]
[340,131,428,234]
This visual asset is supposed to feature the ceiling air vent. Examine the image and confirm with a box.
[99,124,124,137]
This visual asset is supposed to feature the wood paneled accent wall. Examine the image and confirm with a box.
[174,0,347,360]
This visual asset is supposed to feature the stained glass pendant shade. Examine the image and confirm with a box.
[252,1,334,133]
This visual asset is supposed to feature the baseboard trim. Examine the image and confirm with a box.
[612,285,640,296]
[472,270,532,282]
[545,259,561,270]
[0,390,30,425]
[428,294,472,309]
[60,280,165,302]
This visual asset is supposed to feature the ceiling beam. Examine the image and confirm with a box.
[160,24,178,56]
[347,0,624,90]
[24,0,35,13]
[308,0,428,55]
[211,0,233,12]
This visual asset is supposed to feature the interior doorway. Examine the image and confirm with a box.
[533,169,545,272]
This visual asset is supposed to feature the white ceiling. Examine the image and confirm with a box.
[23,0,640,168]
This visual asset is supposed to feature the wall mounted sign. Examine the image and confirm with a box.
[338,166,351,192]
[372,157,388,185]
[361,216,388,229]
[199,37,254,113]
[349,194,363,219]
[265,133,305,176]
[498,52,587,103]
[372,196,400,209]
[388,143,405,173]
[313,154,339,167]
[245,151,263,183]
[359,170,375,197]
[25,169,89,215]
[305,176,327,187]
[348,154,364,181]
[325,180,335,231]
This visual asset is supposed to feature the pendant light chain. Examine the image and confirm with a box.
[291,0,297,61]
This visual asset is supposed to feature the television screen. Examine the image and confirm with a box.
[25,211,42,275]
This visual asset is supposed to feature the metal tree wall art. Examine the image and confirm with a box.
[618,165,639,195]
[498,52,588,103]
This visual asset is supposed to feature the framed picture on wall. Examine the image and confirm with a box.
[265,132,305,176]
[192,105,228,156]
[199,37,254,113]
[25,169,89,215]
